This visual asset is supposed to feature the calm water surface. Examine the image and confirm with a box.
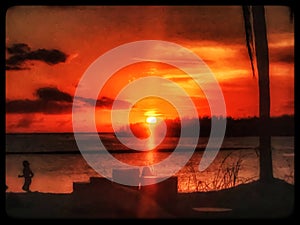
[5,135,294,193]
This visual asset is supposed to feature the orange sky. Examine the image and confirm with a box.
[5,6,294,133]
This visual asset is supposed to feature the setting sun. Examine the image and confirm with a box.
[146,116,157,124]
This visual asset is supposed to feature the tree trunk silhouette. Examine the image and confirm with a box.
[252,6,273,182]
[243,5,274,182]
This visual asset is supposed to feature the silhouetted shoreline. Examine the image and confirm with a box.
[5,115,294,137]
[5,177,294,219]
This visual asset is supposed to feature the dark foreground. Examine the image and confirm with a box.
[5,178,294,219]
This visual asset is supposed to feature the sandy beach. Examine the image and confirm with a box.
[5,177,294,219]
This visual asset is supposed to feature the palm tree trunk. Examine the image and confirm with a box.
[252,6,273,181]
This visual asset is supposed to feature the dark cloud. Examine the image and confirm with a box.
[7,43,30,54]
[6,43,68,70]
[27,49,67,64]
[6,99,72,114]
[77,96,131,109]
[96,97,114,108]
[6,87,130,114]
[6,54,28,69]
[36,87,73,102]
[6,87,73,114]
[96,97,130,109]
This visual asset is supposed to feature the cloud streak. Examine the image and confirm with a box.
[6,43,68,70]
[36,87,73,102]
[6,99,72,114]
[6,87,74,114]
[75,96,131,109]
[6,87,131,114]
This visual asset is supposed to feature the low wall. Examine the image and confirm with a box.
[73,174,178,210]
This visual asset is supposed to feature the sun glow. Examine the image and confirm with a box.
[146,116,157,124]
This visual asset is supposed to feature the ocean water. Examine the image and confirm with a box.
[5,134,294,193]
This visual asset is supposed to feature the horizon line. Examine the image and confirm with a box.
[5,114,294,135]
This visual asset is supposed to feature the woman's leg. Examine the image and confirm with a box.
[23,178,31,192]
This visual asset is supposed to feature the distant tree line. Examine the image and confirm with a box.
[164,115,294,137]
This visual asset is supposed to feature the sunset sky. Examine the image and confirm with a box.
[5,6,294,133]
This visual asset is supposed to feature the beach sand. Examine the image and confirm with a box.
[5,177,294,219]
